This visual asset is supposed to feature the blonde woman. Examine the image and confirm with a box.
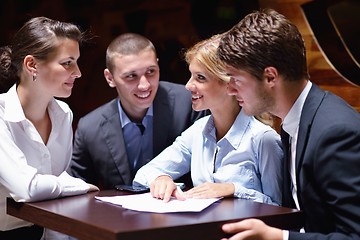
[134,34,283,206]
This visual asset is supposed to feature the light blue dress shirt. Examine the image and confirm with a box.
[118,100,153,175]
[134,109,283,205]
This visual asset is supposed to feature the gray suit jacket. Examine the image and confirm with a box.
[286,84,360,239]
[70,81,208,189]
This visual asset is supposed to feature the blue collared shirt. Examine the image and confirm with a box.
[134,109,283,205]
[118,100,153,175]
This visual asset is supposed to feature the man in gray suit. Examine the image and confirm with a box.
[70,33,207,189]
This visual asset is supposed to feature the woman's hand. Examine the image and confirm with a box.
[150,175,185,202]
[87,184,99,192]
[185,182,234,199]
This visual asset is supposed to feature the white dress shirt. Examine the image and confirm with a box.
[282,81,312,239]
[0,85,89,231]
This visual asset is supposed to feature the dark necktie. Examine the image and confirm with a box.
[280,126,296,209]
[132,123,145,175]
[136,123,145,135]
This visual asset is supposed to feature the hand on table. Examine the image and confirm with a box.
[150,175,185,203]
[221,218,282,240]
[88,184,99,192]
[185,182,234,199]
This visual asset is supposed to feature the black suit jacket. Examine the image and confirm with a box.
[287,84,360,239]
[70,81,208,188]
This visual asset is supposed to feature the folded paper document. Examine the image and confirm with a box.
[95,193,220,213]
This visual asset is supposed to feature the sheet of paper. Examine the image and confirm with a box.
[95,193,220,213]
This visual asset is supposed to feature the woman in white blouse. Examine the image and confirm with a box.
[134,34,283,205]
[0,17,98,239]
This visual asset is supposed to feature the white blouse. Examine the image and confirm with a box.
[0,85,89,231]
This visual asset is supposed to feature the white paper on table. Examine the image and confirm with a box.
[95,193,220,213]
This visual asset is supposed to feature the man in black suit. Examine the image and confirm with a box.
[70,33,207,189]
[217,9,360,240]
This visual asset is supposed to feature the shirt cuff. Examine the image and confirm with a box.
[58,171,89,196]
[283,230,289,240]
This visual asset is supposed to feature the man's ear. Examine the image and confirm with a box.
[104,68,116,88]
[23,55,37,75]
[263,67,278,86]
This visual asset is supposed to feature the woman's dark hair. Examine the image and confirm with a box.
[0,16,83,92]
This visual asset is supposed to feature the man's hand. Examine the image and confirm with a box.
[221,219,283,240]
[150,175,185,202]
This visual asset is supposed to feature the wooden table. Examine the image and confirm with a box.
[7,190,303,240]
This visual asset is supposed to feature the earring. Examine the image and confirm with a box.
[33,73,36,81]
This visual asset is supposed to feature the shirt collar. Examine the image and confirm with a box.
[282,81,312,137]
[3,84,26,122]
[203,109,251,149]
[4,84,68,123]
[117,98,153,128]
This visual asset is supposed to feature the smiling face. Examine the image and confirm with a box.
[105,49,160,121]
[35,38,81,98]
[185,58,228,113]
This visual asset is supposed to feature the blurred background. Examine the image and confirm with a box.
[1,0,359,128]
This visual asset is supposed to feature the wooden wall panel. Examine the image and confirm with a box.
[259,0,360,112]
[1,0,358,129]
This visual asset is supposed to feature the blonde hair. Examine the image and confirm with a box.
[184,34,229,83]
[255,112,276,129]
[185,34,275,128]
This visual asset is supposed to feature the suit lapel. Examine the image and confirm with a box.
[153,84,173,156]
[296,84,326,201]
[100,99,133,184]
